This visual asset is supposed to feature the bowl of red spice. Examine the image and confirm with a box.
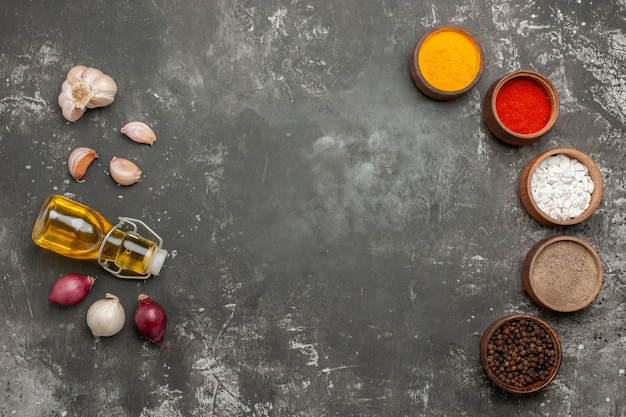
[519,147,603,226]
[522,236,603,312]
[480,314,562,394]
[410,25,484,101]
[484,70,559,145]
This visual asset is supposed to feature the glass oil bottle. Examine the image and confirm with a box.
[32,194,167,279]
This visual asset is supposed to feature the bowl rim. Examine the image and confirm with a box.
[520,147,603,226]
[488,69,560,140]
[522,235,604,312]
[410,24,484,100]
[479,314,562,394]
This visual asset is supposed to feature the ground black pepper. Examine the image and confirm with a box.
[531,240,599,309]
[485,318,558,388]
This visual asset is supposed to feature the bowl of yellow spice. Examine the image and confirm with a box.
[410,25,484,101]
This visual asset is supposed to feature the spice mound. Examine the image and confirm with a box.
[417,27,482,92]
[527,238,602,311]
[531,154,594,221]
[482,316,560,393]
[496,77,551,134]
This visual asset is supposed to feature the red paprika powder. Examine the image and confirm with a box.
[495,77,551,134]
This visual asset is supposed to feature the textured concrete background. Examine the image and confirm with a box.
[1,0,626,416]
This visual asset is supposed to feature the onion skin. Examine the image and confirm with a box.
[49,274,96,306]
[134,294,170,349]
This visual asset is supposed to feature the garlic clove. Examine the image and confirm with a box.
[89,92,116,108]
[87,73,117,108]
[60,80,74,96]
[120,121,157,145]
[81,67,104,84]
[88,91,116,108]
[66,65,88,83]
[59,91,86,122]
[109,156,142,186]
[68,147,99,182]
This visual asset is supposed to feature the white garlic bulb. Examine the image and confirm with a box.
[68,147,98,182]
[109,156,142,186]
[86,293,126,338]
[121,121,157,145]
[57,65,117,122]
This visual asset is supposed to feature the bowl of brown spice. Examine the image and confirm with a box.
[522,236,604,312]
[480,315,562,394]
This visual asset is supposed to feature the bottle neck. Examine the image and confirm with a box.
[97,217,167,279]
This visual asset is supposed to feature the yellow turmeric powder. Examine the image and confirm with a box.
[417,28,482,92]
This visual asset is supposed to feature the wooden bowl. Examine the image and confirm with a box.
[484,70,559,145]
[522,236,603,312]
[410,25,484,101]
[520,147,603,226]
[480,315,562,394]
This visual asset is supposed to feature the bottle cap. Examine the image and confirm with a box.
[148,248,168,276]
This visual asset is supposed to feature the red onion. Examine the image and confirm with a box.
[49,273,96,306]
[134,294,170,349]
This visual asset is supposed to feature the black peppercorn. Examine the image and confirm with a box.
[485,318,558,388]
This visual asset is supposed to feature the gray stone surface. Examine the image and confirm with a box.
[1,0,626,416]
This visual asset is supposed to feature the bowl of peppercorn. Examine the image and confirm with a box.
[483,70,559,146]
[480,314,562,394]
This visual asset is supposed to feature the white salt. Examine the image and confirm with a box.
[531,154,594,220]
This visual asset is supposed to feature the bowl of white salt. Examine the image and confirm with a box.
[519,148,603,226]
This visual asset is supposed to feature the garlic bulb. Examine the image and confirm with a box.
[58,65,117,122]
[109,156,142,186]
[86,293,125,337]
[121,121,157,145]
[68,147,98,182]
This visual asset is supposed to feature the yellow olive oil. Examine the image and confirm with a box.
[99,229,158,275]
[32,195,167,278]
